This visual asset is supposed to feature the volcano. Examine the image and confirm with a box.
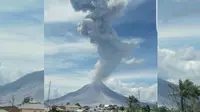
[46,81,156,107]
[0,71,44,106]
[46,81,127,106]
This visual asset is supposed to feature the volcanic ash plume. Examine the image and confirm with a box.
[70,0,136,81]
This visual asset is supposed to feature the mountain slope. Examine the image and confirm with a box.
[158,78,178,107]
[0,71,44,106]
[46,81,127,106]
[46,81,155,107]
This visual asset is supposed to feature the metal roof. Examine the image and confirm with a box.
[18,103,45,109]
[66,104,80,108]
[0,109,8,112]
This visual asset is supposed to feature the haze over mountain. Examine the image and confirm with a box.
[158,78,178,107]
[0,71,44,106]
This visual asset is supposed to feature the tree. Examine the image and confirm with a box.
[152,103,158,112]
[22,96,32,104]
[75,103,81,107]
[119,106,125,111]
[127,95,139,112]
[168,79,200,112]
[49,105,60,112]
[99,104,104,107]
[141,105,150,112]
[9,95,15,106]
[169,79,194,111]
[190,84,200,112]
[158,106,168,112]
[83,110,88,112]
[146,105,150,112]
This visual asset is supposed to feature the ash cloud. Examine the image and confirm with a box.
[70,0,137,81]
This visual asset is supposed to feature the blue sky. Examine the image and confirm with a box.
[158,0,200,87]
[0,0,44,85]
[45,0,157,102]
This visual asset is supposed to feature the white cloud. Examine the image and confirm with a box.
[158,47,200,85]
[0,61,43,85]
[0,23,43,86]
[178,47,200,61]
[45,39,96,55]
[111,70,156,80]
[0,40,43,58]
[122,58,145,64]
[0,65,23,85]
[0,0,42,12]
[44,0,87,22]
[45,60,78,70]
[158,24,200,39]
[0,25,43,41]
[0,24,43,59]
[106,78,157,102]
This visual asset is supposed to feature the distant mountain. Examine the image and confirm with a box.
[45,81,155,107]
[0,71,44,106]
[158,78,178,108]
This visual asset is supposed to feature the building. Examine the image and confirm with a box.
[75,109,85,112]
[0,106,20,112]
[0,109,8,112]
[194,102,200,112]
[18,103,46,112]
[64,104,80,111]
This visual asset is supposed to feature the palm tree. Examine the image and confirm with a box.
[169,79,200,112]
[127,95,139,111]
[169,79,192,111]
[180,79,192,111]
[190,85,200,111]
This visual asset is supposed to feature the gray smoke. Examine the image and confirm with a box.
[70,0,136,81]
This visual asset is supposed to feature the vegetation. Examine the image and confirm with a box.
[162,79,200,112]
[158,106,168,112]
[141,105,150,112]
[127,95,140,112]
[22,96,33,104]
[48,105,60,112]
[119,106,125,111]
[75,103,81,107]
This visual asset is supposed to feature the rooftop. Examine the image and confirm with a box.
[0,109,8,112]
[18,103,45,110]
[65,104,80,108]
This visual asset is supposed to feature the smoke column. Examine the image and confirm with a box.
[70,0,136,82]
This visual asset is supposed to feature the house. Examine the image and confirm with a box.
[64,104,80,111]
[18,103,46,112]
[75,109,85,112]
[0,106,20,112]
[56,107,65,112]
[194,102,200,112]
[0,109,8,112]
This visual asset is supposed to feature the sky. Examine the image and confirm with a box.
[158,0,200,86]
[44,0,157,103]
[0,0,44,85]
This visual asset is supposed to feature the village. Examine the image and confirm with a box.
[0,96,158,112]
